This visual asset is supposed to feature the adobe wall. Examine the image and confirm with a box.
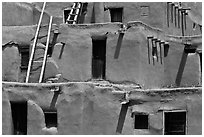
[2,45,21,82]
[2,82,202,135]
[2,22,201,88]
[52,22,200,88]
[2,2,61,26]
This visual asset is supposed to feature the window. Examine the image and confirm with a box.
[20,51,29,70]
[44,111,58,128]
[19,45,29,70]
[140,6,149,16]
[164,111,186,135]
[63,8,71,23]
[134,114,149,129]
[92,36,107,79]
[10,101,27,135]
[109,8,123,22]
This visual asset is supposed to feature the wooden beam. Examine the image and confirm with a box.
[114,32,125,59]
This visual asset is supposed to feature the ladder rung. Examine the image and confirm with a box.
[69,13,78,16]
[67,20,77,22]
[72,7,81,9]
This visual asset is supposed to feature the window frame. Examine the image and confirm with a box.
[133,113,149,130]
[140,5,150,17]
[109,7,123,23]
[163,110,187,135]
[44,111,58,128]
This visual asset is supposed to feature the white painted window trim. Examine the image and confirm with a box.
[162,110,187,135]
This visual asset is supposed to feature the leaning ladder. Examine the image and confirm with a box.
[66,2,82,24]
[25,2,53,83]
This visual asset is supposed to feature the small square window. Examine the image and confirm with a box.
[44,111,58,128]
[109,8,123,22]
[140,6,149,16]
[134,114,149,129]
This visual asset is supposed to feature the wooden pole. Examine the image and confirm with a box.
[39,16,53,83]
[25,2,46,83]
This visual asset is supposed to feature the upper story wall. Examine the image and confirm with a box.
[2,2,62,26]
[2,2,202,88]
[52,22,201,88]
[2,2,201,36]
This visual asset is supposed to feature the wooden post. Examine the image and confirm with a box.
[114,32,125,59]
[39,16,53,83]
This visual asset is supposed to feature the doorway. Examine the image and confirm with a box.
[92,36,107,79]
[10,101,27,135]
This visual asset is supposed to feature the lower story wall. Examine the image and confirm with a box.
[2,82,202,135]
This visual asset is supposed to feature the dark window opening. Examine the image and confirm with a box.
[47,45,53,57]
[110,8,123,22]
[134,114,149,129]
[199,53,202,72]
[19,45,29,71]
[184,47,196,53]
[40,42,54,57]
[164,111,186,135]
[10,101,27,135]
[44,111,58,128]
[64,9,71,23]
[92,37,106,79]
[20,51,29,70]
[140,6,150,16]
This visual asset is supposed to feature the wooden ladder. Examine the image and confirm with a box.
[66,2,82,24]
[25,2,53,83]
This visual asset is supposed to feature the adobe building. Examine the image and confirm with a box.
[2,2,202,135]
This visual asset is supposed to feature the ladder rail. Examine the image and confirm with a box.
[67,2,76,21]
[25,2,46,83]
[66,2,82,24]
[39,16,53,83]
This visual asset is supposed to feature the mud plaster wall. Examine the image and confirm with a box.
[103,2,201,36]
[2,83,202,135]
[128,89,202,135]
[163,42,200,86]
[2,2,61,26]
[2,45,21,82]
[52,23,200,88]
[2,22,201,87]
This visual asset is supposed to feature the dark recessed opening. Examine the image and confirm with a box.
[64,9,71,23]
[10,101,27,135]
[19,45,29,71]
[164,111,186,135]
[92,36,107,79]
[44,111,58,128]
[20,51,29,70]
[47,45,53,57]
[184,47,196,53]
[199,53,202,72]
[109,8,123,22]
[134,114,149,129]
